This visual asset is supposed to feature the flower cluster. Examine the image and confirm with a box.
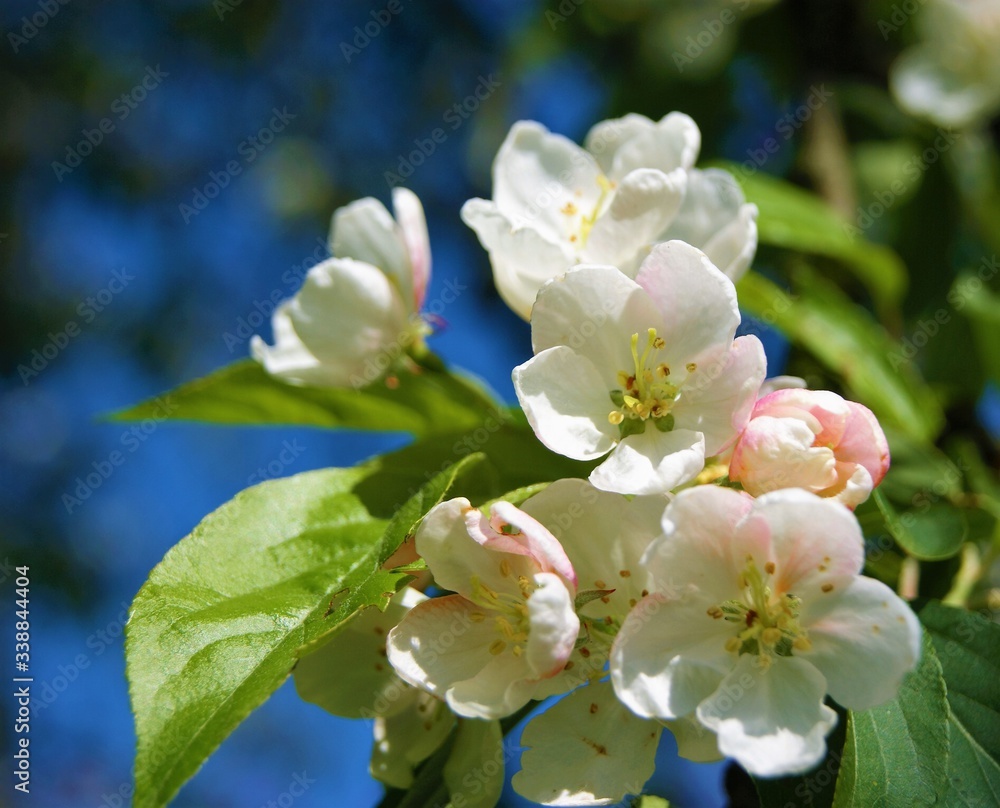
[262,113,919,805]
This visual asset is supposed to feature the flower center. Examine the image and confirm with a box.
[562,175,615,250]
[607,328,694,436]
[469,573,535,658]
[707,557,811,670]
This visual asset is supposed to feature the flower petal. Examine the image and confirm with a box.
[729,415,839,496]
[611,593,731,720]
[525,572,580,679]
[633,241,741,369]
[673,334,767,455]
[251,257,408,388]
[739,490,865,600]
[392,187,431,309]
[443,719,505,808]
[371,693,455,788]
[585,112,701,180]
[582,168,687,269]
[588,427,705,495]
[801,577,921,711]
[663,716,723,764]
[658,169,757,282]
[696,655,838,777]
[460,198,572,320]
[835,401,890,489]
[514,346,619,461]
[513,681,661,806]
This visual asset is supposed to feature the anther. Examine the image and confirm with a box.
[489,640,506,656]
[608,411,624,425]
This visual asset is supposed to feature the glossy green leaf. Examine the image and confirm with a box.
[874,489,968,561]
[737,271,944,442]
[126,454,483,808]
[720,164,907,312]
[832,633,949,807]
[107,358,501,436]
[918,601,1000,807]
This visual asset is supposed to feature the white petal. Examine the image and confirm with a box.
[530,265,664,379]
[442,719,505,808]
[729,416,839,496]
[588,428,705,495]
[493,121,604,240]
[370,693,455,788]
[633,241,741,369]
[801,577,922,711]
[461,198,572,320]
[586,111,701,180]
[658,169,758,282]
[392,187,431,309]
[513,681,661,806]
[583,168,687,268]
[514,346,618,461]
[739,490,865,600]
[611,593,731,720]
[416,499,511,598]
[387,595,535,719]
[294,589,426,719]
[251,257,408,388]
[330,198,413,311]
[672,335,767,455]
[696,655,838,777]
[525,572,580,679]
[891,46,999,128]
[663,716,723,763]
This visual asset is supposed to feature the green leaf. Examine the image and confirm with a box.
[126,454,483,808]
[719,164,907,313]
[832,633,949,807]
[873,489,968,561]
[958,275,1000,383]
[918,601,1000,806]
[107,358,501,437]
[737,270,944,442]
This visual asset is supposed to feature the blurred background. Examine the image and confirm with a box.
[1,0,998,805]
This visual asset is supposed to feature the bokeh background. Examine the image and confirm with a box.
[2,0,998,805]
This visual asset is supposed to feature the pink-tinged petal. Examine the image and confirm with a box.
[586,111,701,180]
[729,415,839,496]
[817,461,874,509]
[415,499,512,598]
[513,681,661,806]
[738,490,865,600]
[582,167,687,269]
[836,402,890,488]
[492,121,604,240]
[751,388,850,446]
[611,593,730,720]
[530,265,664,382]
[697,655,838,777]
[673,335,767,455]
[386,595,502,710]
[464,502,577,591]
[460,199,572,320]
[514,346,619,461]
[392,187,431,309]
[800,577,921,711]
[633,241,741,369]
[588,428,705,495]
[646,485,761,603]
[525,572,580,679]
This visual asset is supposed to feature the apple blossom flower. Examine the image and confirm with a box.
[386,498,580,720]
[890,0,1000,129]
[513,241,766,495]
[462,113,757,319]
[611,486,921,777]
[251,187,431,388]
[729,388,890,508]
